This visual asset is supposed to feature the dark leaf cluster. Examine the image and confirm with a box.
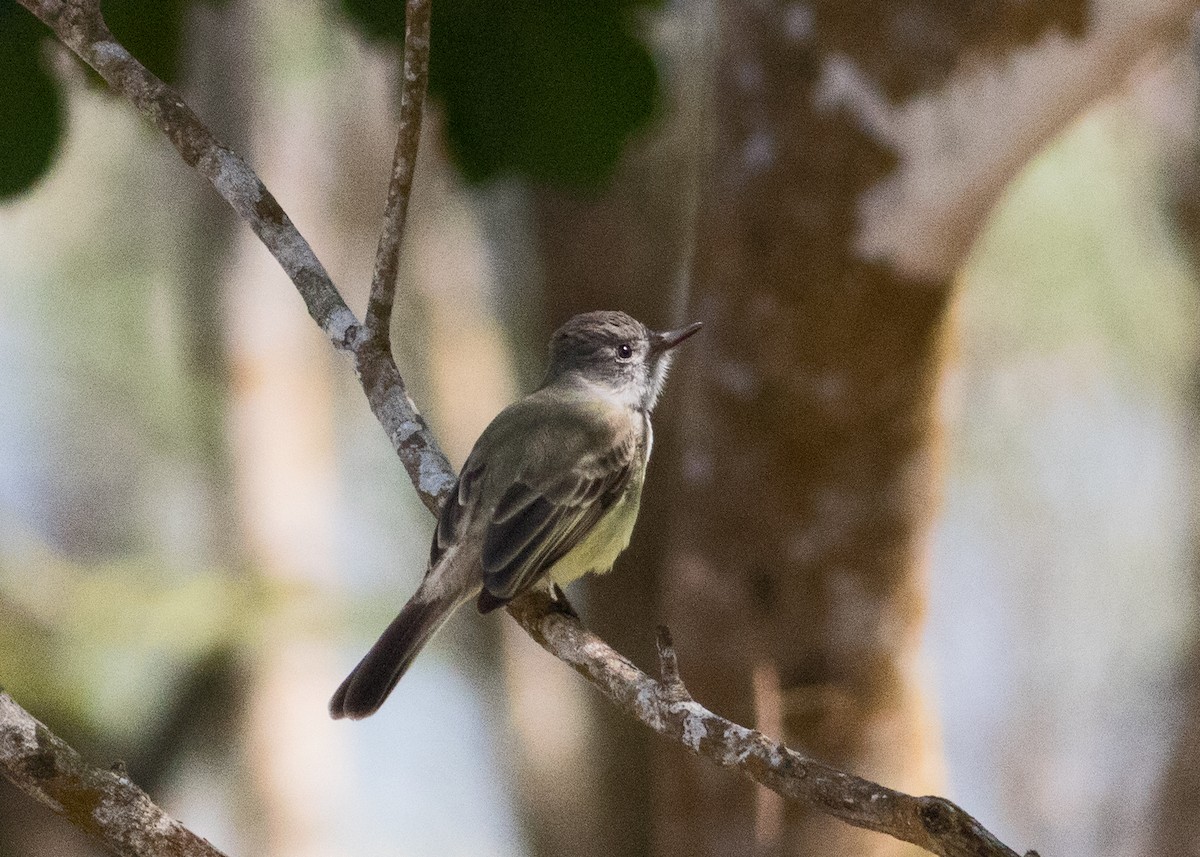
[342,0,661,186]
[2,0,660,197]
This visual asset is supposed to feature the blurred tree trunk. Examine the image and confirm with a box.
[531,180,687,856]
[227,2,359,855]
[653,3,1200,856]
[527,184,688,853]
[656,6,952,847]
[526,2,1200,856]
[1155,648,1200,856]
[120,0,251,800]
[1155,29,1200,856]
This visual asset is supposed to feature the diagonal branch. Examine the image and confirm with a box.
[8,2,1034,857]
[14,0,454,515]
[0,692,228,857]
[506,593,1038,857]
[15,1,355,347]
[363,0,432,348]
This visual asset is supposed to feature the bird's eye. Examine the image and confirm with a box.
[617,343,633,360]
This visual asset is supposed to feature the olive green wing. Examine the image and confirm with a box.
[475,401,638,611]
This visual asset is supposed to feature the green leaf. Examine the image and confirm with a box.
[1,0,204,199]
[101,0,195,85]
[0,4,63,200]
[342,0,661,187]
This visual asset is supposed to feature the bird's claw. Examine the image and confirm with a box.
[550,584,580,619]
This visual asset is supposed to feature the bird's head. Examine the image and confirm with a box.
[544,310,702,411]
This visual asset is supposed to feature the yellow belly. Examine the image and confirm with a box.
[547,474,645,587]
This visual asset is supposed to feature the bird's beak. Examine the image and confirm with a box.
[650,322,703,355]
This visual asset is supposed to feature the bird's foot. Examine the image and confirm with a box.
[550,584,580,620]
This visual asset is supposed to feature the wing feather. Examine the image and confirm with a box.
[480,458,633,609]
[429,464,481,566]
[425,391,641,612]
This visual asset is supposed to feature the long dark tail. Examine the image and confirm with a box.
[329,588,462,720]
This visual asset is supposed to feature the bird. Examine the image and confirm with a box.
[330,310,702,720]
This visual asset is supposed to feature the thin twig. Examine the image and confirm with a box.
[655,625,692,703]
[363,0,432,347]
[0,692,229,857]
[9,2,1039,856]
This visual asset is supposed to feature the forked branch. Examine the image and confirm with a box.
[5,3,1036,857]
[13,0,453,515]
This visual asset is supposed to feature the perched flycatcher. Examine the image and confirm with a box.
[330,310,701,720]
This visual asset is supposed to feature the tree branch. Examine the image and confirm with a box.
[8,2,1035,856]
[507,594,1037,857]
[14,0,454,515]
[363,0,432,349]
[0,692,228,857]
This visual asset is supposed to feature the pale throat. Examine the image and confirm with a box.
[645,353,674,411]
[558,353,672,415]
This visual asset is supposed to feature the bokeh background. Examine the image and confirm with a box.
[2,1,1199,856]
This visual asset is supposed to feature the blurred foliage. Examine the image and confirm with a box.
[0,531,330,744]
[0,4,61,199]
[341,0,661,186]
[101,0,197,83]
[2,0,660,198]
[0,0,205,200]
[963,110,1197,388]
